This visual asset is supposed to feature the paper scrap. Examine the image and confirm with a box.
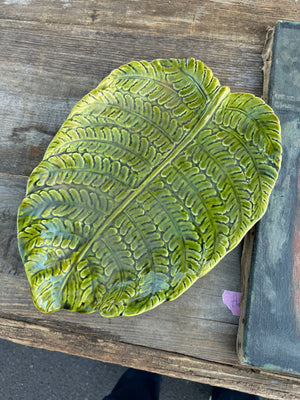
[222,290,242,316]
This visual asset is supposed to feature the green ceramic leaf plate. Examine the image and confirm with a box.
[17,58,281,317]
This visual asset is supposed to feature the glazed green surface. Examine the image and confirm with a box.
[17,58,281,317]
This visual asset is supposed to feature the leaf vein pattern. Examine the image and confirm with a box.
[71,85,230,268]
[17,58,281,316]
[166,164,219,261]
[93,99,176,144]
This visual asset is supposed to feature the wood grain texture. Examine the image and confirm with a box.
[0,0,299,42]
[0,174,27,276]
[1,315,300,400]
[6,273,239,364]
[0,19,265,176]
[0,0,300,397]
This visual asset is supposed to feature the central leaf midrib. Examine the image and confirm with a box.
[75,85,230,264]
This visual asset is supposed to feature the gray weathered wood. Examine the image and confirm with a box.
[0,0,298,43]
[1,315,300,400]
[1,0,300,397]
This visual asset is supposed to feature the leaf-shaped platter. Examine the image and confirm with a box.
[18,58,281,317]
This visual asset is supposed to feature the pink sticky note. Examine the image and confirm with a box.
[222,290,242,316]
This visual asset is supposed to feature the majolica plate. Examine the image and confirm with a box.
[17,58,281,317]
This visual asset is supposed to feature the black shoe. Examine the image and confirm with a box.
[103,368,162,400]
[210,387,260,400]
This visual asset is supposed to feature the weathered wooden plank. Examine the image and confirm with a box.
[0,0,299,44]
[0,173,27,276]
[0,271,240,364]
[0,316,299,400]
[1,0,299,396]
[0,19,264,177]
[0,275,238,365]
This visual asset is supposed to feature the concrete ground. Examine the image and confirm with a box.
[0,338,269,400]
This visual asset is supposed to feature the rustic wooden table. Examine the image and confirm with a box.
[0,1,299,398]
